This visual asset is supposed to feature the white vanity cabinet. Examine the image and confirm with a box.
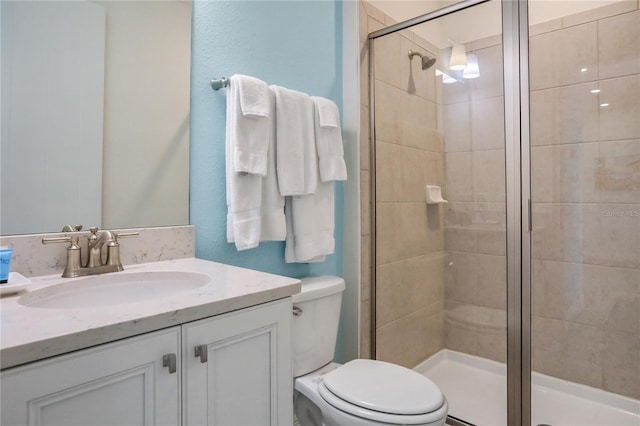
[182,298,293,426]
[1,327,182,426]
[1,298,293,426]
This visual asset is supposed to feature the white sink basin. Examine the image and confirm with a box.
[18,271,210,309]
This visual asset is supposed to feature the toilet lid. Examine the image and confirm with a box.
[319,382,448,425]
[321,359,445,415]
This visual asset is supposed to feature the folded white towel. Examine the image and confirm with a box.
[227,85,286,250]
[313,96,339,128]
[237,75,270,118]
[311,97,347,183]
[284,182,335,263]
[271,85,317,196]
[229,75,270,176]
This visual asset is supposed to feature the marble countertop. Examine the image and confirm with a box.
[0,258,300,370]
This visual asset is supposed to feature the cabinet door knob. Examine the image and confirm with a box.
[162,353,177,374]
[194,345,208,363]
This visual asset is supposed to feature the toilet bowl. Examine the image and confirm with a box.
[292,276,448,426]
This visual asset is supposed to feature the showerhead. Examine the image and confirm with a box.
[408,49,436,70]
[421,55,437,70]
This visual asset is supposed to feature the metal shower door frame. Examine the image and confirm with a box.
[367,0,532,425]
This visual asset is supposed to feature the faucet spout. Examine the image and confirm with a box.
[92,230,115,248]
[87,228,115,268]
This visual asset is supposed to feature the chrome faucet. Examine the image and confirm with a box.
[42,227,138,278]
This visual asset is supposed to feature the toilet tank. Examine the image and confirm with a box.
[291,276,345,377]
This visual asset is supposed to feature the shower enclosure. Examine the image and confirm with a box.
[362,0,639,425]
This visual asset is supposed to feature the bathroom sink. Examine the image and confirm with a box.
[18,271,210,309]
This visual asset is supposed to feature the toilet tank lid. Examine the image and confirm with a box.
[291,276,345,303]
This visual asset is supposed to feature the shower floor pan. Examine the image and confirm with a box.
[415,350,639,426]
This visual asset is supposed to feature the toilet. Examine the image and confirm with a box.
[292,276,448,426]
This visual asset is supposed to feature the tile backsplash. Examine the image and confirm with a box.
[0,225,194,278]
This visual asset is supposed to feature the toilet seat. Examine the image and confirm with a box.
[317,359,448,425]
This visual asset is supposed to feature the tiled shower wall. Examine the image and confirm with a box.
[529,2,640,399]
[359,1,446,368]
[360,0,638,400]
[440,34,508,364]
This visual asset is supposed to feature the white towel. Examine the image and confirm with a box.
[229,75,270,176]
[284,182,335,263]
[271,85,317,196]
[311,96,347,183]
[226,81,285,251]
[259,89,286,241]
[225,103,262,250]
[313,96,340,127]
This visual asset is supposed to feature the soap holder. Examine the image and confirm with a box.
[0,272,31,296]
[425,185,448,204]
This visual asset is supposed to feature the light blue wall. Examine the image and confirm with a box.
[189,1,343,280]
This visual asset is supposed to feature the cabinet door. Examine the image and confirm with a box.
[183,298,293,426]
[1,327,180,426]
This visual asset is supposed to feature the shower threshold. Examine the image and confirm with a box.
[415,350,639,426]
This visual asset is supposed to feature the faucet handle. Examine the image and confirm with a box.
[105,232,139,271]
[42,236,72,245]
[42,235,81,249]
[42,236,82,278]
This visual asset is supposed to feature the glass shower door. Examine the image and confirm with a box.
[528,1,640,425]
[368,1,509,423]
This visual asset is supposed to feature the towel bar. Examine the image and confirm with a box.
[210,77,230,90]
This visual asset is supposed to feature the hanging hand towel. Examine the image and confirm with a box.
[225,155,262,252]
[258,89,286,241]
[226,78,262,250]
[270,85,317,196]
[284,182,335,263]
[311,96,347,183]
[227,81,286,250]
[229,74,270,176]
